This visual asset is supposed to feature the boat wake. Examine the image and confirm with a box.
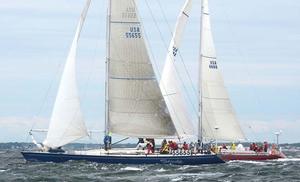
[228,160,270,165]
[277,158,300,162]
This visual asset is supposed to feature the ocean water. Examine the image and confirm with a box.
[1,146,300,182]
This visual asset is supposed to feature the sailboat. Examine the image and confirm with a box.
[21,0,224,165]
[196,0,285,161]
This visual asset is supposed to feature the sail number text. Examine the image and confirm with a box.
[209,60,218,69]
[125,26,141,39]
[122,7,136,19]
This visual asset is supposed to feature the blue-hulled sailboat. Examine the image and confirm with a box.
[21,0,224,165]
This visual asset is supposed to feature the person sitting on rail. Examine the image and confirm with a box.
[189,142,195,154]
[169,140,178,154]
[271,144,277,154]
[196,140,201,153]
[236,143,245,151]
[146,138,155,153]
[160,139,167,150]
[183,142,189,154]
[257,145,263,152]
[263,141,269,152]
[231,143,236,151]
[146,141,154,154]
[160,139,169,154]
[249,143,254,151]
[136,138,147,150]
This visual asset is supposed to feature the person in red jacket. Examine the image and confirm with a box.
[183,142,189,154]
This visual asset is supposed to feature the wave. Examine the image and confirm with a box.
[154,172,224,178]
[171,176,183,181]
[178,165,199,170]
[120,167,143,171]
[155,168,167,172]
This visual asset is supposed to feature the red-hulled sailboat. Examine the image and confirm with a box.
[197,0,285,161]
[217,143,286,161]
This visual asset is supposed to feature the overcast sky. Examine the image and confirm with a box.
[0,0,299,143]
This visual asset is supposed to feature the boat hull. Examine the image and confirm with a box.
[220,151,286,161]
[21,151,224,165]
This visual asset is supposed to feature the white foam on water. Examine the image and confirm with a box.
[155,168,167,172]
[171,176,183,181]
[277,158,300,162]
[178,165,198,170]
[154,172,224,179]
[0,170,6,173]
[121,167,143,171]
[101,166,108,170]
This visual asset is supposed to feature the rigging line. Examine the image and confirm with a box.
[29,44,66,132]
[156,0,198,97]
[28,0,81,135]
[142,1,195,137]
[146,0,199,116]
[144,0,199,117]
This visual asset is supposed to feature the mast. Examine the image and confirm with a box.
[105,0,111,136]
[198,0,204,143]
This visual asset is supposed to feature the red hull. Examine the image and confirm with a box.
[220,151,286,161]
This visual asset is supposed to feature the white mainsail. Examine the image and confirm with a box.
[43,0,91,148]
[160,0,195,137]
[200,0,245,141]
[107,0,177,137]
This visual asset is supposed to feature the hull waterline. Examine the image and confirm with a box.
[21,151,224,165]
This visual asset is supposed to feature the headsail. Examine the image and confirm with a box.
[107,0,177,137]
[200,0,245,141]
[43,0,91,148]
[160,0,195,137]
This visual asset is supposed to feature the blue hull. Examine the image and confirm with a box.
[21,151,224,165]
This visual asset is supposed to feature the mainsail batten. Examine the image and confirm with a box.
[200,0,245,141]
[107,0,177,137]
[43,0,91,149]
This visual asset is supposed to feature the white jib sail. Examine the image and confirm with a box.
[43,0,91,148]
[160,0,195,137]
[107,0,177,137]
[200,0,245,141]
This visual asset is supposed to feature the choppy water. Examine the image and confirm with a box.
[1,147,300,181]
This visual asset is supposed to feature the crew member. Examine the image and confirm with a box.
[103,132,112,151]
[263,141,269,152]
[183,142,189,154]
[231,143,236,150]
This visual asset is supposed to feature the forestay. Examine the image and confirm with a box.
[200,0,245,141]
[160,0,195,137]
[107,0,177,137]
[43,0,91,148]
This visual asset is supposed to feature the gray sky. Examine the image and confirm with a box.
[0,0,299,143]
